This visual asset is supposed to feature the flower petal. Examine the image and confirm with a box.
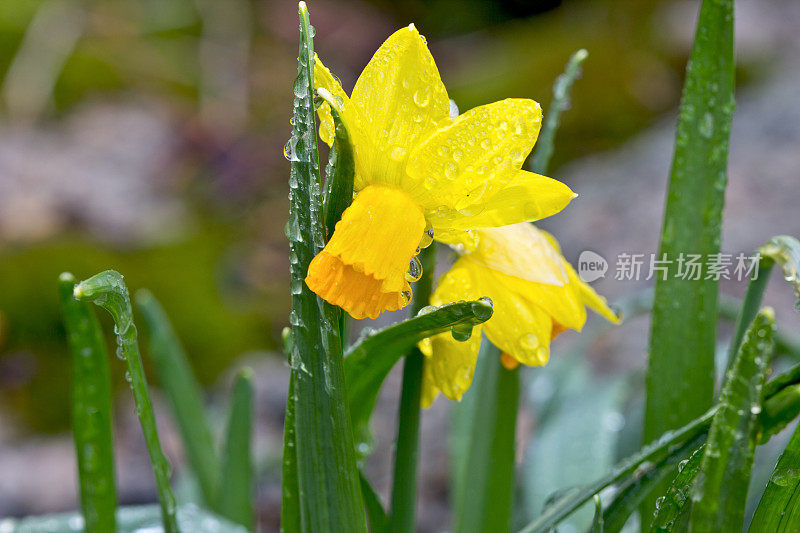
[466,259,554,366]
[305,185,425,318]
[350,25,450,188]
[537,228,622,324]
[470,224,569,285]
[428,170,576,242]
[406,99,542,210]
[314,55,354,146]
[420,328,482,406]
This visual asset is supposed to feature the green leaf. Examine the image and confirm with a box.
[452,340,518,533]
[360,471,388,533]
[281,370,301,533]
[284,2,366,531]
[759,384,800,444]
[344,297,493,448]
[8,504,247,533]
[74,270,180,533]
[690,308,775,532]
[726,235,800,370]
[759,235,800,305]
[600,435,703,532]
[320,93,355,240]
[643,0,735,525]
[650,444,705,532]
[518,361,800,533]
[59,273,116,533]
[529,48,588,175]
[590,495,604,533]
[218,368,255,530]
[136,289,219,508]
[750,408,800,531]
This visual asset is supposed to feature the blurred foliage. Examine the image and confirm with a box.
[0,223,273,432]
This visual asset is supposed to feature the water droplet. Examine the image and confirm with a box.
[413,89,430,108]
[400,290,412,305]
[419,222,434,248]
[417,305,436,316]
[451,323,473,342]
[406,256,423,282]
[519,333,539,351]
[699,111,714,139]
[284,138,300,162]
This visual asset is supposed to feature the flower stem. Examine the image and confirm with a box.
[389,242,437,533]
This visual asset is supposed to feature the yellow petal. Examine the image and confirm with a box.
[313,55,353,146]
[428,171,576,242]
[567,262,621,324]
[537,228,621,324]
[420,328,482,406]
[406,99,542,210]
[465,259,554,366]
[470,224,569,285]
[350,25,450,189]
[305,185,425,319]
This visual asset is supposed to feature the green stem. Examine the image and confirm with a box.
[389,243,437,533]
[74,270,180,533]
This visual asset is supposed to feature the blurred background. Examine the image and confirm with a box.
[0,0,798,531]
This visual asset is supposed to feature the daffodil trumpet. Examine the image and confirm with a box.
[419,223,621,407]
[305,24,576,320]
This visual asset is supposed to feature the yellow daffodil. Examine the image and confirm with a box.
[304,24,576,319]
[419,223,620,407]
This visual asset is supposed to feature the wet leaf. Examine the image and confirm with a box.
[690,309,775,532]
[643,0,735,525]
[345,298,493,454]
[59,273,116,533]
[283,3,366,531]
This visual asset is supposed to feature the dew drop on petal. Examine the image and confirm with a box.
[406,256,423,282]
[419,222,434,249]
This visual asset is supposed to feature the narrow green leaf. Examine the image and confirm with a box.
[74,270,179,533]
[518,363,800,533]
[690,308,775,532]
[59,272,116,533]
[590,495,604,533]
[600,435,703,532]
[650,444,705,532]
[219,368,255,530]
[281,370,301,533]
[726,235,800,370]
[529,48,588,175]
[360,471,388,533]
[344,297,493,447]
[518,407,717,533]
[320,95,355,240]
[759,235,800,304]
[759,384,800,444]
[136,289,219,508]
[284,2,366,531]
[643,0,735,525]
[453,340,518,533]
[750,406,800,531]
[9,504,247,533]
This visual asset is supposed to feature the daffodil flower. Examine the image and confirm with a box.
[419,223,620,407]
[304,24,576,319]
